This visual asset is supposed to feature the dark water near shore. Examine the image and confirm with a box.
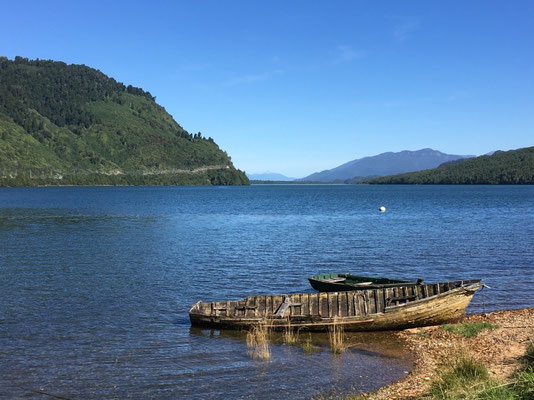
[1,185,533,399]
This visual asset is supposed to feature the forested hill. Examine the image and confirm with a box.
[366,147,534,184]
[0,56,249,186]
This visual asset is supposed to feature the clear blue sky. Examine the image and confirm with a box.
[2,1,533,177]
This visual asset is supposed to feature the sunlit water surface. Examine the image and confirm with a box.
[1,185,533,399]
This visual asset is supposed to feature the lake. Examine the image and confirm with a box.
[1,185,533,399]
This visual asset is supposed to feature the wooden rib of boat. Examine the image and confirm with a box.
[308,272,415,292]
[189,280,482,332]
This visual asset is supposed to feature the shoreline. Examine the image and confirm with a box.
[360,307,534,399]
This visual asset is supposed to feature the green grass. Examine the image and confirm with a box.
[423,341,534,400]
[425,356,511,399]
[441,322,499,338]
[522,342,534,370]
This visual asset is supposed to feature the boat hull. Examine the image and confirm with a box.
[189,282,482,332]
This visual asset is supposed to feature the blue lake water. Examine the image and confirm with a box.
[1,185,533,399]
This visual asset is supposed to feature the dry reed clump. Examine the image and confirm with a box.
[282,320,299,345]
[246,321,271,360]
[328,318,348,354]
[301,333,321,354]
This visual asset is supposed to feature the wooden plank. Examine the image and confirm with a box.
[353,293,362,316]
[274,297,290,317]
[289,294,300,316]
[256,296,265,318]
[361,292,368,315]
[393,287,400,305]
[248,296,256,317]
[329,293,338,317]
[326,293,333,318]
[385,288,394,307]
[265,295,273,317]
[376,288,385,313]
[273,295,283,315]
[406,286,413,304]
[368,290,376,314]
[310,293,318,316]
[414,285,422,300]
[364,291,371,315]
[338,292,348,317]
[347,291,356,317]
[301,293,309,316]
[320,293,328,317]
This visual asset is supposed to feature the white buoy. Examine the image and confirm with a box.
[379,206,386,212]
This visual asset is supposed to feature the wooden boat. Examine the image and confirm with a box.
[308,272,416,292]
[189,279,482,332]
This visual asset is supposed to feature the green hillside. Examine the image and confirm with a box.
[366,147,534,184]
[0,56,249,186]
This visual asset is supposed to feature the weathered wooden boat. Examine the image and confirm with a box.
[189,279,482,332]
[309,272,416,292]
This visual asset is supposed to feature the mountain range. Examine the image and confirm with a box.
[367,147,534,184]
[301,149,474,182]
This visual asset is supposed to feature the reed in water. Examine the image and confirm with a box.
[246,321,271,360]
[328,318,348,354]
[282,320,299,345]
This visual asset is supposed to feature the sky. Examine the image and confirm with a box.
[1,1,533,178]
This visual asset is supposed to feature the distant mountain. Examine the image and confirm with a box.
[0,57,248,186]
[247,172,295,181]
[367,147,534,184]
[301,149,473,182]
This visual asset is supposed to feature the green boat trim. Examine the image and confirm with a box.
[308,273,417,292]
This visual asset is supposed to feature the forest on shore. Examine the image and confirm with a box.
[0,57,249,186]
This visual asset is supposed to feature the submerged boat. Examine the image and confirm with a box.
[189,279,482,332]
[308,272,416,292]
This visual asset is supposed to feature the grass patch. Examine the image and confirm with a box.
[522,342,534,370]
[423,341,534,399]
[416,330,431,339]
[510,369,534,399]
[441,322,498,338]
[246,322,271,360]
[425,355,511,399]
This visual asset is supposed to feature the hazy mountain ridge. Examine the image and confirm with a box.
[301,148,473,182]
[0,56,249,186]
[247,172,296,181]
[367,147,534,184]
